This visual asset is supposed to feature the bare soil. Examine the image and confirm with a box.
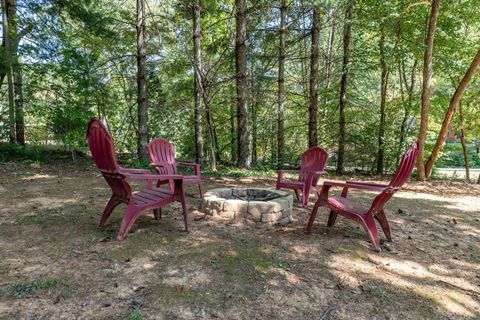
[0,161,479,319]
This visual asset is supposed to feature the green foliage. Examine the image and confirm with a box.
[1,278,59,299]
[129,308,143,320]
[0,143,48,163]
[1,0,480,177]
[436,142,480,168]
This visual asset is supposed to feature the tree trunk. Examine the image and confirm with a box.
[337,0,353,174]
[14,67,24,145]
[397,59,418,164]
[193,0,203,165]
[2,0,15,143]
[235,0,249,168]
[251,100,257,165]
[458,103,470,182]
[277,0,287,168]
[308,4,321,148]
[424,48,480,178]
[417,0,441,181]
[204,97,217,171]
[325,7,336,92]
[376,30,389,175]
[136,0,148,161]
[230,102,236,164]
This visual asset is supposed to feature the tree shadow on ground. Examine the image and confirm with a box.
[0,163,479,319]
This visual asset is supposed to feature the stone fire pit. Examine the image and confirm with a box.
[203,188,293,225]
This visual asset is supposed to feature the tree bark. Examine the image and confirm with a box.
[325,7,336,92]
[397,59,418,164]
[424,48,480,177]
[230,102,236,164]
[277,0,287,168]
[235,0,249,168]
[376,30,389,175]
[136,0,148,161]
[251,99,257,165]
[337,0,353,174]
[417,0,441,181]
[308,4,321,148]
[14,67,24,145]
[458,103,470,182]
[204,97,217,171]
[193,0,204,165]
[2,0,15,143]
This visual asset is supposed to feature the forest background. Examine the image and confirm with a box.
[1,0,479,181]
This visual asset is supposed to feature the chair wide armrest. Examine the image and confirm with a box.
[322,180,348,188]
[277,169,300,174]
[123,172,183,181]
[316,181,342,205]
[345,181,389,192]
[177,162,200,168]
[177,162,201,175]
[119,167,151,175]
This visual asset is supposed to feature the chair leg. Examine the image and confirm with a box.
[197,184,203,197]
[327,210,337,227]
[99,196,121,226]
[117,204,142,240]
[305,197,322,234]
[375,210,392,242]
[361,215,381,252]
[302,184,311,208]
[180,194,188,233]
[153,208,162,220]
[294,189,300,201]
[175,183,189,232]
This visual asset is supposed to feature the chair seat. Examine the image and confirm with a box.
[133,187,174,206]
[327,196,368,215]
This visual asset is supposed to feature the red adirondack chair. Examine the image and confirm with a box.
[148,138,203,196]
[305,141,418,252]
[276,147,328,207]
[87,118,188,240]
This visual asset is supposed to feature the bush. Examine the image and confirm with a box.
[436,142,480,168]
[0,143,74,163]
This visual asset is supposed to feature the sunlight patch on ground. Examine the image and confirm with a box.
[21,174,57,181]
[328,254,480,317]
[457,224,480,237]
[162,267,212,288]
[395,192,480,213]
[292,245,320,255]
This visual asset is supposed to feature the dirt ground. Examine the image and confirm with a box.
[0,161,479,320]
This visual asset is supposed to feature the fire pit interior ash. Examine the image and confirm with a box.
[203,188,293,225]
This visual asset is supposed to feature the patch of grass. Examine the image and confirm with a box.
[203,166,276,178]
[338,244,364,259]
[276,261,290,272]
[15,204,88,226]
[0,223,18,238]
[375,288,391,301]
[151,283,200,301]
[213,243,274,281]
[1,278,59,299]
[109,229,181,261]
[129,308,142,320]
